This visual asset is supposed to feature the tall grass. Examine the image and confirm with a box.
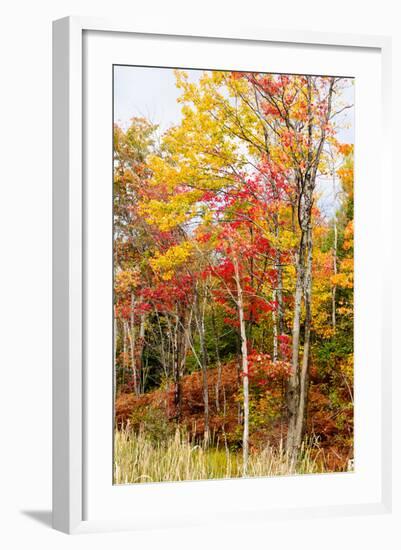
[114,428,324,484]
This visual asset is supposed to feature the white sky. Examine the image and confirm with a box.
[114,66,354,217]
[114,66,201,133]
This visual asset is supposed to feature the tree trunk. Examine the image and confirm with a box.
[129,293,139,396]
[332,221,338,331]
[137,314,146,392]
[233,256,249,476]
[172,314,182,418]
[294,223,313,449]
[122,321,128,386]
[170,309,191,421]
[155,309,168,379]
[272,262,284,363]
[286,176,314,457]
[272,288,279,363]
[211,307,222,412]
[286,247,304,455]
[286,76,335,458]
[166,314,181,417]
[271,196,284,363]
[277,262,284,335]
[196,292,210,445]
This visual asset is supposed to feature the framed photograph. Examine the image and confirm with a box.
[52,17,392,534]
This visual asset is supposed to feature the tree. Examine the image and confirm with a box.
[114,117,159,394]
[113,71,354,478]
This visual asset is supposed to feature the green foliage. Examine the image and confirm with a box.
[130,405,174,443]
[113,74,354,480]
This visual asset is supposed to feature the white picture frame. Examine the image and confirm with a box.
[52,16,392,534]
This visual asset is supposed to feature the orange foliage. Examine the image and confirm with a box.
[116,360,353,470]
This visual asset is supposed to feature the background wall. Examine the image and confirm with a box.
[0,1,398,548]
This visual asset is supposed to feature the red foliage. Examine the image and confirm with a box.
[116,358,353,470]
[141,273,195,313]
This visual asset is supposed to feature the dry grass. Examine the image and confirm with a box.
[114,428,324,484]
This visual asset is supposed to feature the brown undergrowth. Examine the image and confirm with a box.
[115,361,353,472]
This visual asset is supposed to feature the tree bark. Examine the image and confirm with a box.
[166,314,181,418]
[233,256,249,475]
[122,321,128,386]
[286,77,335,458]
[172,314,182,418]
[137,313,146,392]
[211,306,222,412]
[287,170,314,455]
[272,288,279,363]
[128,293,139,395]
[272,261,284,363]
[169,309,191,421]
[286,245,304,455]
[332,221,338,331]
[194,289,210,445]
[294,223,313,449]
[271,185,284,363]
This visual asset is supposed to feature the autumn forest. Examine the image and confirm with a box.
[113,68,354,483]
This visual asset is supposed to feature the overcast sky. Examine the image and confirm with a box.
[114,65,354,137]
[114,66,202,133]
[114,65,354,217]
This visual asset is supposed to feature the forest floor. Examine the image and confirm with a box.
[114,362,353,484]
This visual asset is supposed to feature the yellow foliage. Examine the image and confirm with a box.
[340,354,353,385]
[139,190,202,231]
[331,270,353,289]
[150,241,193,280]
[115,269,140,296]
[343,220,353,250]
[338,143,353,157]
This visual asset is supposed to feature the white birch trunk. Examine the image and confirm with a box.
[233,256,249,475]
[332,221,338,331]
